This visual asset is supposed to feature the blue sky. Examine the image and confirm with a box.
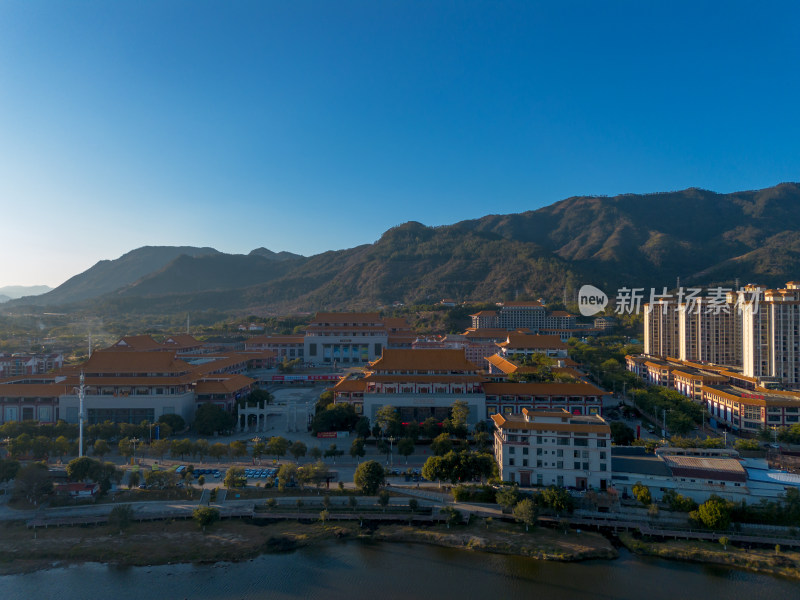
[1,1,799,287]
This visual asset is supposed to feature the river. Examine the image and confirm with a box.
[0,542,795,599]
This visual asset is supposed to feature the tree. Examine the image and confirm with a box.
[376,440,391,464]
[692,496,733,531]
[193,506,220,531]
[53,435,72,460]
[128,470,141,489]
[30,435,52,460]
[421,417,440,439]
[378,489,391,512]
[719,536,730,551]
[311,404,360,435]
[431,433,453,456]
[93,440,110,458]
[513,498,538,531]
[290,441,307,462]
[354,417,371,440]
[440,506,462,528]
[277,463,298,491]
[408,498,419,513]
[67,456,101,482]
[610,421,635,446]
[118,437,134,460]
[7,433,31,458]
[449,399,470,436]
[632,482,651,506]
[422,456,445,487]
[150,439,171,460]
[354,460,385,495]
[229,440,248,460]
[375,405,402,437]
[0,458,20,483]
[350,438,366,463]
[108,504,135,533]
[195,439,210,462]
[540,486,573,514]
[171,438,194,460]
[397,438,415,464]
[324,443,343,463]
[349,495,358,512]
[241,389,273,408]
[266,497,277,509]
[319,509,331,523]
[252,441,266,460]
[473,431,491,452]
[158,413,186,432]
[496,487,520,511]
[194,403,235,436]
[310,446,322,461]
[266,436,289,459]
[14,462,52,504]
[224,466,246,488]
[209,442,229,462]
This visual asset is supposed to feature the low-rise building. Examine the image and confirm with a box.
[492,409,612,490]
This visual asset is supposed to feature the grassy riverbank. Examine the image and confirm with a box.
[618,532,800,580]
[0,517,615,575]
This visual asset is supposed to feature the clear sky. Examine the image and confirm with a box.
[1,1,799,288]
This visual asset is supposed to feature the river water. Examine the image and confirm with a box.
[0,542,796,600]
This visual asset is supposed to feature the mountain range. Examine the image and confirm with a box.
[0,285,52,304]
[5,182,800,316]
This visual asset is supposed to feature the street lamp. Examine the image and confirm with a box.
[131,437,140,466]
[388,436,395,467]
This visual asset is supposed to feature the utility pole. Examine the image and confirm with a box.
[78,371,85,457]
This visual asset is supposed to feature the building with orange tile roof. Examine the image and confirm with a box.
[492,409,611,489]
[496,334,568,358]
[334,348,487,425]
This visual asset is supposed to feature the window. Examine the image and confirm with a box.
[597,440,607,447]
[509,458,515,466]
[574,462,581,470]
[536,448,543,456]
[309,343,317,356]
[600,464,607,471]
[522,447,529,455]
[557,461,563,469]
[509,446,516,454]
[522,459,528,467]
[574,438,588,447]
[556,449,563,457]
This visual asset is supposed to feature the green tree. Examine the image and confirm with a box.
[375,405,402,437]
[14,462,52,504]
[224,466,247,488]
[193,506,220,531]
[354,417,371,440]
[378,489,391,512]
[513,498,538,531]
[422,417,440,439]
[53,435,72,460]
[610,421,635,446]
[422,455,445,486]
[632,482,651,506]
[195,439,210,461]
[310,446,322,461]
[719,536,730,551]
[397,438,415,464]
[252,441,266,459]
[194,403,235,436]
[277,463,298,491]
[67,456,101,482]
[350,438,366,463]
[118,437,134,460]
[290,441,307,462]
[354,460,385,495]
[0,458,21,483]
[692,496,733,531]
[540,486,573,514]
[209,442,229,462]
[408,498,419,513]
[496,486,520,511]
[229,440,248,460]
[93,439,110,458]
[431,433,453,456]
[440,506,462,528]
[158,413,186,432]
[30,435,52,460]
[266,436,289,459]
[128,470,141,489]
[7,433,31,458]
[171,438,194,460]
[319,509,331,523]
[150,439,171,460]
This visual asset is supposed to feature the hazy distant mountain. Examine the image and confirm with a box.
[0,285,52,300]
[6,182,800,315]
[16,246,220,306]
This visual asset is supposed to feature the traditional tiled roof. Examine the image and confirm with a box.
[82,350,193,374]
[370,349,478,372]
[0,383,69,398]
[195,375,254,395]
[110,335,163,351]
[484,382,605,396]
[311,312,382,324]
[246,335,304,345]
[333,377,368,392]
[500,300,544,307]
[498,334,568,350]
[364,374,486,384]
[162,334,201,347]
[470,310,498,317]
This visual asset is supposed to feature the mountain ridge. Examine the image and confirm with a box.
[5,182,800,315]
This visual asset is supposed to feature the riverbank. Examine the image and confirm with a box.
[0,517,615,575]
[618,532,800,580]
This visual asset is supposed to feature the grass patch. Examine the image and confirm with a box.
[618,532,800,579]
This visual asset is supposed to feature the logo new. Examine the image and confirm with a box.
[578,285,608,317]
